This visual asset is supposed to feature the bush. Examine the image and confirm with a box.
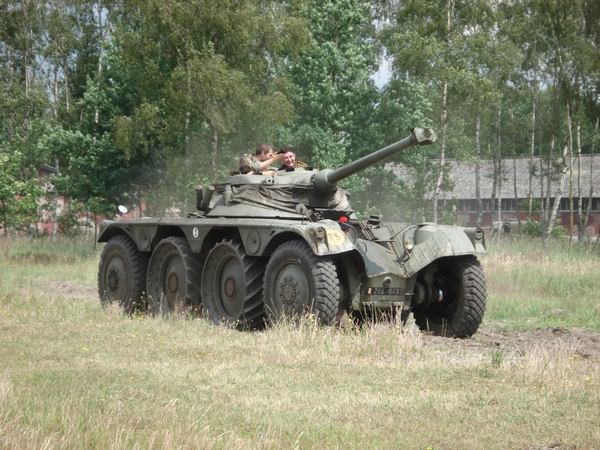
[523,220,566,239]
[57,207,81,236]
[523,220,542,237]
[551,225,566,238]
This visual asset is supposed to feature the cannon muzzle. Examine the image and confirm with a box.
[312,127,436,192]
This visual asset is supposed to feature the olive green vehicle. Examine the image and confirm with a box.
[98,127,487,338]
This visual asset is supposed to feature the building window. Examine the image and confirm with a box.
[449,196,600,213]
[459,200,478,212]
[586,198,600,211]
[501,199,517,212]
[557,197,600,211]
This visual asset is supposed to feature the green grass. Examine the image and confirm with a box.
[482,238,600,331]
[0,236,599,449]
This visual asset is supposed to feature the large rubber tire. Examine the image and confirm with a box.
[202,239,266,329]
[413,255,487,338]
[146,237,203,316]
[98,235,149,313]
[263,240,339,325]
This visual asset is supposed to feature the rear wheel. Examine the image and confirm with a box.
[98,235,149,313]
[146,237,203,315]
[263,240,339,325]
[202,239,266,329]
[413,256,486,338]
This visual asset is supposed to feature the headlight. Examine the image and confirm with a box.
[475,228,484,240]
[315,227,326,242]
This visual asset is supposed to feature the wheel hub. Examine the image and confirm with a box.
[279,277,299,305]
[223,276,236,299]
[108,268,119,292]
[168,271,179,294]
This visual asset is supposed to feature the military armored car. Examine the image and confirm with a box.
[98,127,487,338]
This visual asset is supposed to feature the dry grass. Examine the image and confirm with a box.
[0,237,599,449]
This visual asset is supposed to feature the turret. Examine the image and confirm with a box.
[312,127,436,192]
[202,127,437,218]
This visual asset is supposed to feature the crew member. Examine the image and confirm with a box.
[239,143,284,176]
[277,146,308,170]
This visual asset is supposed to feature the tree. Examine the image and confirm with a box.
[381,0,499,222]
[111,0,299,215]
[500,0,600,243]
[286,0,380,161]
[279,0,385,215]
[0,151,43,234]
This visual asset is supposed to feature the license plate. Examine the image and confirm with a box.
[365,287,405,295]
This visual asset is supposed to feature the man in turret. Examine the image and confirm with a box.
[238,143,284,176]
[277,146,308,170]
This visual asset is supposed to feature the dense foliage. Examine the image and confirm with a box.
[0,0,599,234]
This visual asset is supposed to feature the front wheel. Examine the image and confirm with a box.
[413,256,487,338]
[263,240,339,325]
[98,235,149,313]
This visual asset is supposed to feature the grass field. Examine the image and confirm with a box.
[1,236,599,449]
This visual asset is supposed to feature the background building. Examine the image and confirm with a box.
[391,155,600,236]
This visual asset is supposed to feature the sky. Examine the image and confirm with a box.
[372,57,391,89]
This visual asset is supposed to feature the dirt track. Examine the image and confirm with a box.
[419,326,600,361]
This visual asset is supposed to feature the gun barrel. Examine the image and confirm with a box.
[313,127,436,192]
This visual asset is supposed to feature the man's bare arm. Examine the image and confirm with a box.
[259,153,284,169]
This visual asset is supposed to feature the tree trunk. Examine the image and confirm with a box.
[61,48,70,114]
[528,99,535,220]
[543,134,554,233]
[475,116,482,227]
[58,0,70,114]
[211,124,218,178]
[23,0,33,135]
[52,195,57,237]
[433,1,453,224]
[185,64,191,147]
[544,138,569,245]
[539,123,545,226]
[567,106,574,250]
[490,141,497,236]
[576,124,583,241]
[94,0,104,125]
[583,118,598,238]
[53,67,58,119]
[84,211,90,244]
[496,107,502,243]
[512,111,521,233]
[432,79,448,224]
[93,213,98,251]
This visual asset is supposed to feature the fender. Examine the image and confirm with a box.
[401,224,486,277]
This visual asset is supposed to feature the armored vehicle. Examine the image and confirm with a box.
[98,127,487,338]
